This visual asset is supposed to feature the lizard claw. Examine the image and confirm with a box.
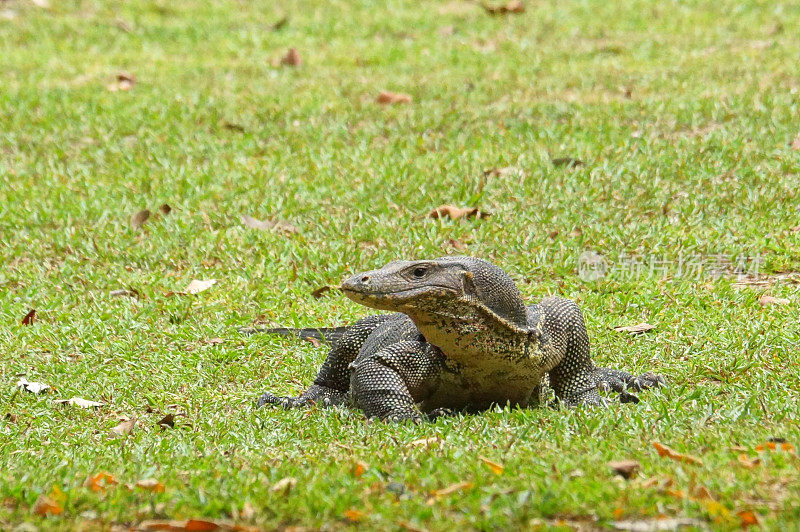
[257,392,305,409]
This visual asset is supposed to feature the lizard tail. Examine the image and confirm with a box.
[238,326,348,344]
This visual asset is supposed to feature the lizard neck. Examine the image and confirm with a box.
[405,297,532,364]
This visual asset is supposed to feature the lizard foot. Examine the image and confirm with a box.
[257,384,346,409]
[593,368,664,403]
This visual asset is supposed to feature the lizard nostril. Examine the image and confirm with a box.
[361,275,370,283]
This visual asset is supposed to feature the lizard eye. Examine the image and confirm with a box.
[412,267,427,278]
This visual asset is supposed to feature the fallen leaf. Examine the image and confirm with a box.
[185,279,217,295]
[108,72,136,92]
[159,204,172,215]
[608,460,640,479]
[157,413,175,429]
[551,157,586,168]
[376,91,412,104]
[483,166,524,178]
[241,501,256,520]
[691,485,715,500]
[21,309,36,326]
[16,377,49,394]
[84,472,118,493]
[343,509,365,523]
[111,416,136,436]
[131,209,151,229]
[755,441,795,453]
[203,338,225,345]
[32,494,62,516]
[613,323,655,335]
[352,461,368,477]
[427,204,490,220]
[280,48,301,66]
[136,478,165,493]
[406,437,441,448]
[737,510,760,528]
[270,477,296,494]
[482,0,525,15]
[478,456,504,475]
[791,133,800,150]
[311,286,332,299]
[270,16,289,31]
[303,336,322,348]
[737,453,761,469]
[431,481,473,497]
[54,397,103,408]
[240,215,299,235]
[613,518,705,531]
[140,518,256,531]
[652,442,703,465]
[758,295,790,306]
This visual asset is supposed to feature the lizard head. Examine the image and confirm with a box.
[340,256,529,331]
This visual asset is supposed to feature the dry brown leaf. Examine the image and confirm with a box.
[270,477,296,494]
[352,461,368,477]
[17,377,49,394]
[613,518,705,531]
[755,440,796,453]
[758,295,790,306]
[240,501,256,520]
[136,478,165,493]
[21,309,36,326]
[432,481,473,497]
[54,397,103,408]
[138,518,253,531]
[240,215,299,235]
[737,510,760,528]
[691,485,715,500]
[344,509,365,523]
[32,494,62,516]
[159,204,172,215]
[303,336,322,348]
[84,472,118,493]
[791,133,800,150]
[737,453,761,469]
[185,279,217,294]
[110,288,140,298]
[131,209,151,229]
[427,204,490,220]
[111,416,136,436]
[613,323,655,335]
[108,72,136,92]
[311,286,332,299]
[652,442,703,465]
[157,413,176,429]
[478,456,504,475]
[607,459,640,479]
[483,166,523,178]
[406,436,441,448]
[280,48,301,66]
[551,157,586,168]
[376,91,412,104]
[482,0,525,15]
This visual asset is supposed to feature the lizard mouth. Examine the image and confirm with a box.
[340,284,457,309]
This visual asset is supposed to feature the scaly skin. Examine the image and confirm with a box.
[256,256,663,421]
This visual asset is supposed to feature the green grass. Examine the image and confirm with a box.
[1,0,799,529]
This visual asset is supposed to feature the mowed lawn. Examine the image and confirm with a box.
[1,0,799,529]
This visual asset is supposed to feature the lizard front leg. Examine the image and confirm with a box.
[540,298,663,406]
[258,315,391,409]
[349,340,441,422]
